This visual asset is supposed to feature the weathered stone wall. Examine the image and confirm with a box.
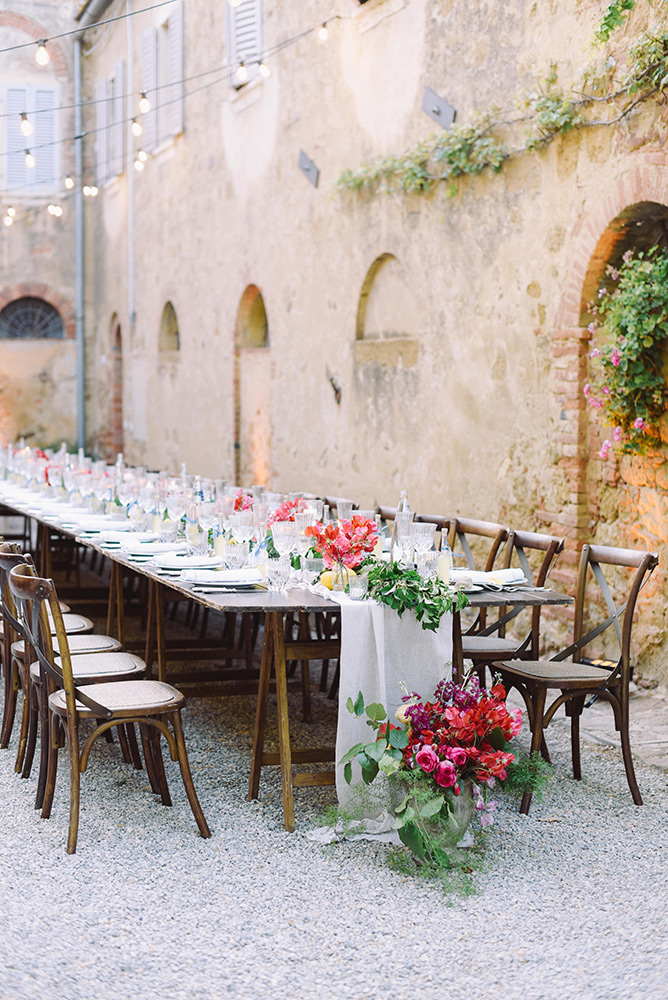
[78,0,668,681]
[0,1,77,447]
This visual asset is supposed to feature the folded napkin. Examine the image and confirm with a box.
[181,568,263,585]
[449,567,527,589]
[69,516,134,532]
[121,538,185,555]
[100,530,157,546]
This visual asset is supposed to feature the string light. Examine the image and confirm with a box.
[83,185,99,197]
[90,185,98,196]
[137,149,147,162]
[227,0,243,7]
[35,40,50,66]
[139,91,151,113]
[134,158,144,171]
[20,113,33,137]
[259,61,270,79]
[318,23,329,41]
[25,150,35,168]
[64,175,74,189]
[47,204,63,216]
[3,215,13,227]
[7,207,15,217]
[236,61,248,84]
[83,185,91,196]
[132,118,143,137]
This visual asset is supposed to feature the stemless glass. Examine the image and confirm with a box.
[337,500,353,521]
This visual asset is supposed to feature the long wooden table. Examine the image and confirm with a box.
[0,488,573,831]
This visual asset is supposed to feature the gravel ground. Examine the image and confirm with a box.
[1,673,667,1000]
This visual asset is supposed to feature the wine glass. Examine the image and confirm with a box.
[166,490,189,523]
[271,521,297,558]
[394,511,414,566]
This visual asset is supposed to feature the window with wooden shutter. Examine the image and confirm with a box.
[141,27,158,151]
[109,59,125,177]
[226,0,262,85]
[96,77,108,185]
[167,0,184,136]
[3,84,59,192]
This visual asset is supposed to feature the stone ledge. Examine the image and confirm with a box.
[353,338,419,367]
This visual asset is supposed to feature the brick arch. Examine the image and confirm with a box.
[556,163,668,329]
[0,282,75,339]
[0,11,70,84]
[544,163,668,606]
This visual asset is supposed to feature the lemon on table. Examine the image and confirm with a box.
[320,568,356,590]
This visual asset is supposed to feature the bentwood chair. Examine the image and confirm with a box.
[445,517,509,572]
[462,529,565,680]
[496,543,658,814]
[9,563,210,854]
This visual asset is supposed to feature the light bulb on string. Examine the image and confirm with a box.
[25,150,35,169]
[7,207,16,218]
[83,185,91,196]
[137,149,147,162]
[35,40,50,66]
[132,118,143,137]
[259,61,270,79]
[89,186,98,197]
[134,158,144,172]
[47,204,63,217]
[228,0,243,7]
[318,23,329,41]
[64,175,74,189]
[20,113,33,137]
[139,91,150,114]
[236,61,248,84]
[3,216,13,228]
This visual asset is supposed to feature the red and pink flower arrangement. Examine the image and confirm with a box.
[341,675,522,861]
[233,490,254,511]
[269,497,308,523]
[305,515,378,569]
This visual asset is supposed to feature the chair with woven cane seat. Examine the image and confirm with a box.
[9,562,211,854]
[446,516,509,572]
[496,543,658,815]
[462,529,565,683]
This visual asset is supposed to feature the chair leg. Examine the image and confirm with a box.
[14,661,30,774]
[124,724,143,771]
[66,728,82,855]
[41,712,60,819]
[116,724,133,765]
[619,707,643,806]
[1,654,19,748]
[520,686,547,815]
[138,723,162,796]
[171,710,210,838]
[21,682,40,780]
[148,726,172,807]
[570,695,585,781]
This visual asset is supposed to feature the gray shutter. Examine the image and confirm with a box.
[96,76,108,185]
[167,0,184,136]
[33,87,58,188]
[110,59,125,175]
[4,86,26,189]
[229,0,261,81]
[141,27,158,151]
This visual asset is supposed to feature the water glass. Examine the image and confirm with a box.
[159,518,179,543]
[412,522,436,554]
[266,556,291,592]
[303,556,325,585]
[337,500,353,521]
[271,522,297,557]
[417,550,439,580]
[348,575,368,600]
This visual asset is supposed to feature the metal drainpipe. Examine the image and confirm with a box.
[127,0,135,336]
[74,36,85,450]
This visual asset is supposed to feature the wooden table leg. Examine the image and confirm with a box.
[106,560,125,645]
[155,581,166,682]
[144,579,156,678]
[248,614,274,801]
[272,613,295,832]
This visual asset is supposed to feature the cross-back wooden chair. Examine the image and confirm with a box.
[496,543,658,814]
[446,517,509,571]
[463,529,565,679]
[9,562,210,854]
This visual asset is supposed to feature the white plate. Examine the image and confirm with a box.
[154,552,223,571]
[460,584,484,593]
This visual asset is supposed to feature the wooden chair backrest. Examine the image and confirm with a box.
[8,563,111,720]
[0,542,31,641]
[446,517,509,571]
[569,544,658,681]
[497,530,565,656]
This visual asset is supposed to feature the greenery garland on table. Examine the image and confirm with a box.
[364,560,468,632]
[336,16,668,197]
[585,247,668,456]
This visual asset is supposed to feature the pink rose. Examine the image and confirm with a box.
[445,746,467,767]
[415,745,439,773]
[434,760,457,788]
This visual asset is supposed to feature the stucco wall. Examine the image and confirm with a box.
[77,0,668,681]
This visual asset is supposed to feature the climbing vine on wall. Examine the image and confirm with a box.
[586,248,668,456]
[336,16,668,197]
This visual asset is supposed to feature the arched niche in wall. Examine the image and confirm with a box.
[158,301,180,353]
[234,285,270,486]
[354,253,419,366]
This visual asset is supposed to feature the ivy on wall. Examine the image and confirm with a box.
[337,11,668,196]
